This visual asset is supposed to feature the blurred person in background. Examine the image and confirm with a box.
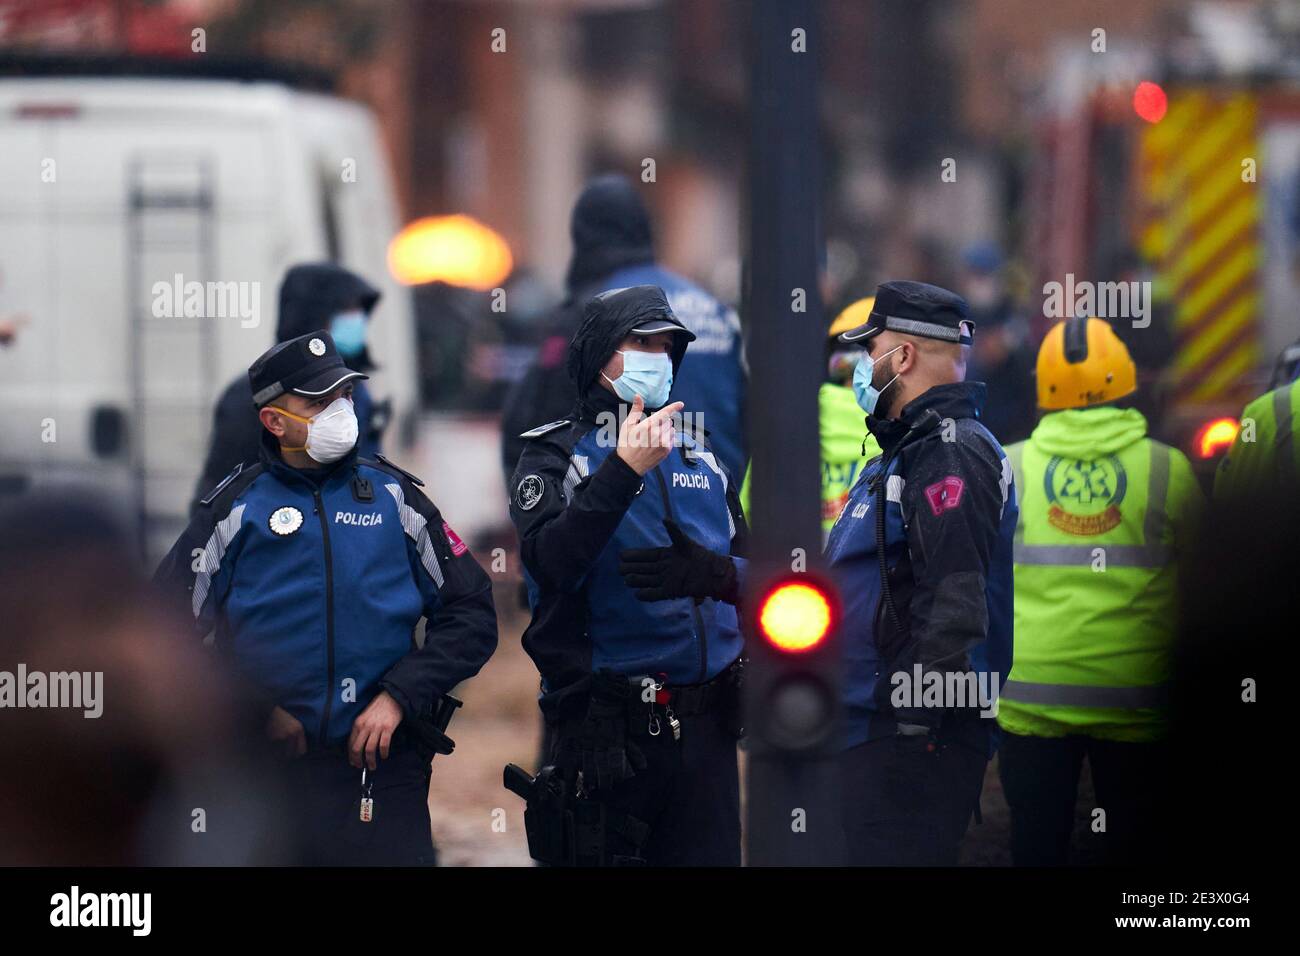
[1103,249,1176,433]
[0,495,288,865]
[959,242,1035,445]
[1214,366,1300,498]
[0,313,24,347]
[1162,485,1273,869]
[741,295,882,539]
[1267,336,1300,389]
[190,263,390,515]
[501,173,747,486]
[998,317,1203,865]
[507,286,746,866]
[156,330,498,866]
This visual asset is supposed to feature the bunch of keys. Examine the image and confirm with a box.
[646,676,681,741]
[359,767,374,824]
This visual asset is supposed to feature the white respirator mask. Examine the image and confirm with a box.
[272,395,359,464]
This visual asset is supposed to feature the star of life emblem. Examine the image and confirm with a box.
[270,506,304,536]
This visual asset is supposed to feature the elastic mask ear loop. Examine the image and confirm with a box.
[876,345,903,406]
[270,405,311,453]
[600,350,629,391]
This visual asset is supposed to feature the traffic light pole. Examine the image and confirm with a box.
[744,0,842,865]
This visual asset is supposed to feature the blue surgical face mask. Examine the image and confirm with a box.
[330,310,368,358]
[852,344,902,414]
[602,350,674,408]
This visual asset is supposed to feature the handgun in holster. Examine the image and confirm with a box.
[408,693,462,764]
[503,763,649,867]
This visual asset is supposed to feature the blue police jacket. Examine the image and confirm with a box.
[155,434,498,749]
[509,388,747,718]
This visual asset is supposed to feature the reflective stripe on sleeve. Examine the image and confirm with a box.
[1001,679,1170,709]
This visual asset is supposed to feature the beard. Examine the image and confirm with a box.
[869,355,900,417]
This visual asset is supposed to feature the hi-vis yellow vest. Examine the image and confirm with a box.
[1215,378,1300,499]
[999,408,1203,743]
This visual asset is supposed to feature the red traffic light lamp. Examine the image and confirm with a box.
[758,580,833,653]
[750,575,839,753]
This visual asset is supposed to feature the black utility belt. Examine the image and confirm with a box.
[625,657,744,718]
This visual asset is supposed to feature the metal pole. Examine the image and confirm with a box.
[744,0,842,866]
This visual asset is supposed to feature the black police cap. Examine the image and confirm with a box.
[838,280,975,346]
[248,330,368,407]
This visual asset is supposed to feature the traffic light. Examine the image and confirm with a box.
[750,577,839,752]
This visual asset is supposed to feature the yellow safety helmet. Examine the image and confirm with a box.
[1036,316,1137,410]
[828,296,875,341]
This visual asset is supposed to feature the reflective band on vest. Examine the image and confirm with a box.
[1276,384,1295,485]
[1013,442,1170,568]
[1001,679,1170,709]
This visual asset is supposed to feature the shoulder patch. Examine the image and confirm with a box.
[372,453,425,487]
[519,419,570,440]
[515,474,546,511]
[199,462,262,508]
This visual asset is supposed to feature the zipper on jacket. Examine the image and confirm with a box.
[314,488,337,748]
[653,464,709,683]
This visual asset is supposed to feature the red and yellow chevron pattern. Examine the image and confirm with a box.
[1136,89,1262,404]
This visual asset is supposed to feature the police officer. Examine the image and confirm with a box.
[155,330,498,865]
[825,280,1018,866]
[508,285,746,866]
[998,316,1202,865]
[501,174,748,485]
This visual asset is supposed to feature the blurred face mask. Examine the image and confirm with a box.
[602,350,673,408]
[852,344,902,415]
[271,396,358,464]
[330,310,368,359]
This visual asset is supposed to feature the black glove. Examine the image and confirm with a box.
[619,519,739,604]
[559,670,646,793]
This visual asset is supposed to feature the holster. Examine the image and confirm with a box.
[406,693,462,764]
[503,763,649,866]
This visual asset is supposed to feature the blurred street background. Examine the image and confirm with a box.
[0,0,1294,865]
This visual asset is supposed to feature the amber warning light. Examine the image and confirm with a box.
[1194,417,1240,460]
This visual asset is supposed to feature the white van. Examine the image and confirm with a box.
[0,76,419,560]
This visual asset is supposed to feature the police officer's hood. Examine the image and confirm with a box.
[566,285,694,418]
[565,174,655,293]
[277,263,381,371]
